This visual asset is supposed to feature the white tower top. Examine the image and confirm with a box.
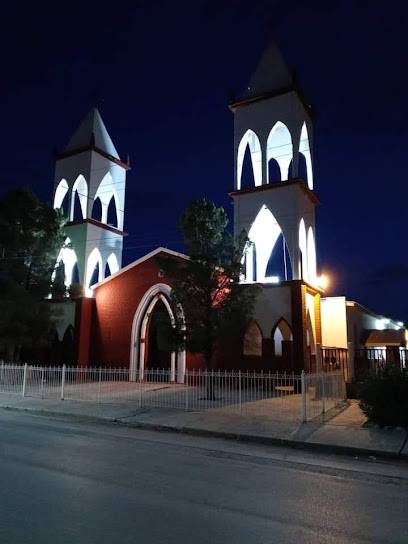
[243,42,293,100]
[65,107,119,160]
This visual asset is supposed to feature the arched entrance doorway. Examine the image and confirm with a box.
[130,284,186,383]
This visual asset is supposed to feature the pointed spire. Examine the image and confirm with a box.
[65,108,119,159]
[243,42,292,100]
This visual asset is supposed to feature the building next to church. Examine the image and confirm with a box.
[50,44,407,381]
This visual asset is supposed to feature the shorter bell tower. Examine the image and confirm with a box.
[53,108,130,296]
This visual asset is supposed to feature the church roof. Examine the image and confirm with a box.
[243,42,293,100]
[65,108,119,159]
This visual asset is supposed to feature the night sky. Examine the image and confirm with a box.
[1,1,407,322]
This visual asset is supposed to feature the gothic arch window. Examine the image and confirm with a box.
[299,219,308,281]
[70,175,88,221]
[245,205,283,283]
[53,237,77,289]
[299,123,313,190]
[236,129,262,190]
[107,196,118,227]
[271,318,293,357]
[86,248,103,295]
[266,122,292,183]
[62,325,75,366]
[307,227,317,285]
[91,197,102,222]
[243,320,263,357]
[54,179,69,214]
[105,253,119,279]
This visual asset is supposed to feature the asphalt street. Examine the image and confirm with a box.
[0,410,407,543]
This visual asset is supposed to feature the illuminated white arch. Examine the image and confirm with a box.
[299,123,313,189]
[94,173,121,227]
[266,122,293,182]
[54,179,69,210]
[107,253,119,275]
[307,227,317,285]
[86,247,103,296]
[53,237,77,288]
[236,129,262,190]
[299,218,308,281]
[130,283,186,383]
[272,318,293,357]
[70,175,88,220]
[245,205,282,283]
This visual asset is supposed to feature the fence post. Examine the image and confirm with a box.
[22,363,28,397]
[301,370,306,423]
[139,371,143,408]
[316,344,325,414]
[40,367,45,398]
[61,364,66,400]
[1,360,4,387]
[98,367,102,403]
[239,370,242,417]
[185,371,188,412]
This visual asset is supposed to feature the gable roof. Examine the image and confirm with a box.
[65,108,119,159]
[91,247,189,291]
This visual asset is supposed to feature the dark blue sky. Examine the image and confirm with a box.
[1,1,407,321]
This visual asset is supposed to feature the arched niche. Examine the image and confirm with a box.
[91,197,102,222]
[53,237,77,288]
[245,205,283,283]
[299,123,313,190]
[271,318,293,357]
[299,218,308,281]
[130,283,186,383]
[265,232,293,281]
[86,248,102,296]
[62,325,75,366]
[243,320,263,357]
[107,196,118,227]
[266,121,292,182]
[236,129,262,190]
[54,179,69,213]
[70,175,88,221]
[307,227,317,285]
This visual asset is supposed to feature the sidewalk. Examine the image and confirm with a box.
[1,393,407,459]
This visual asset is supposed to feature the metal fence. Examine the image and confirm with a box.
[0,363,346,423]
[354,348,407,377]
[322,347,349,382]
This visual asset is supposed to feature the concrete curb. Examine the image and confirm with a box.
[2,403,407,461]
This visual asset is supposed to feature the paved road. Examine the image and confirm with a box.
[0,411,407,544]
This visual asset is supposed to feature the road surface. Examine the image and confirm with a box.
[0,410,407,543]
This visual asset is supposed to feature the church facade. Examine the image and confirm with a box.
[51,45,406,380]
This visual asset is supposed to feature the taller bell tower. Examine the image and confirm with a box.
[53,108,130,295]
[230,43,322,372]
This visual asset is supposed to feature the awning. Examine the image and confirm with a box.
[364,329,405,347]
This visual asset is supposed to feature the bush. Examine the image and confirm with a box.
[359,364,408,427]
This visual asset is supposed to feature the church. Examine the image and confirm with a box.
[50,44,407,381]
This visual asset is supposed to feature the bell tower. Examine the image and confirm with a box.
[53,108,130,296]
[230,43,322,372]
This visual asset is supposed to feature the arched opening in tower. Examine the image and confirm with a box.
[146,298,173,371]
[105,262,111,279]
[59,193,69,217]
[107,196,118,228]
[71,262,80,285]
[72,191,83,221]
[265,233,293,281]
[288,153,308,182]
[62,325,75,366]
[268,158,281,184]
[240,145,256,190]
[89,261,100,288]
[91,197,102,222]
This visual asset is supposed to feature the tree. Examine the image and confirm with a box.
[0,188,67,361]
[159,199,260,377]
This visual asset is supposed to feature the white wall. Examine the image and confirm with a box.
[321,297,348,348]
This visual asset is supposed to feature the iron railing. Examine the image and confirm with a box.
[0,363,346,423]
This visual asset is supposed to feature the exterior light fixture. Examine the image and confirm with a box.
[317,274,329,289]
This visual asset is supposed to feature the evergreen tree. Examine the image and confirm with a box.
[159,199,260,378]
[0,188,66,361]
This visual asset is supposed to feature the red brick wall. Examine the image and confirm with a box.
[90,255,170,367]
